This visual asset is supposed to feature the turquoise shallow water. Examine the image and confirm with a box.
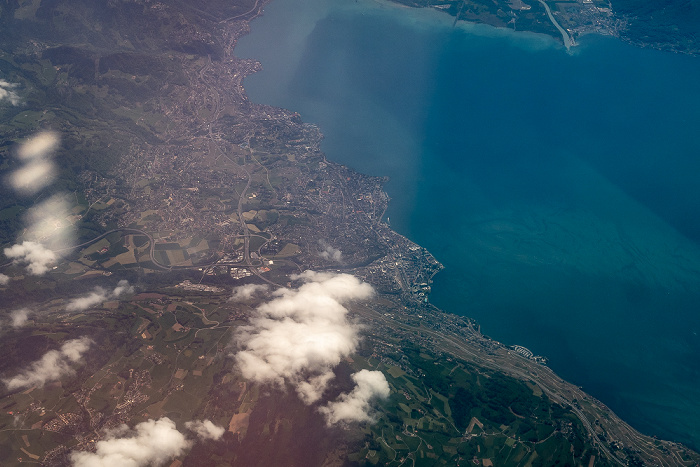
[236,0,700,448]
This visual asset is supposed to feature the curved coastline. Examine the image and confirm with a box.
[232,0,700,465]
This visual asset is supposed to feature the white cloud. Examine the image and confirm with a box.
[10,159,57,195]
[60,338,92,361]
[66,288,109,312]
[3,337,92,390]
[3,241,56,275]
[230,283,269,301]
[2,132,69,272]
[8,131,60,195]
[0,80,20,106]
[66,280,135,312]
[319,240,342,262]
[1,196,77,274]
[185,420,225,441]
[10,308,31,328]
[16,131,59,161]
[319,370,390,425]
[23,194,76,250]
[233,271,374,404]
[112,279,135,297]
[70,418,192,467]
[0,273,9,285]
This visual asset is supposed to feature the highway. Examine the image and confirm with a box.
[353,303,695,467]
[52,228,170,271]
[198,54,280,287]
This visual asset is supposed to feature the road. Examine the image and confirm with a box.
[219,0,265,23]
[53,228,171,271]
[353,303,695,467]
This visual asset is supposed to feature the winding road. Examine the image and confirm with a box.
[53,228,171,270]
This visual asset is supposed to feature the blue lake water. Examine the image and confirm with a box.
[235,0,700,449]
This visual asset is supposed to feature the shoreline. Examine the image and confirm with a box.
[233,0,700,460]
[537,0,575,49]
[360,0,564,48]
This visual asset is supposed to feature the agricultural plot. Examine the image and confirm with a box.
[0,286,617,466]
[345,349,607,466]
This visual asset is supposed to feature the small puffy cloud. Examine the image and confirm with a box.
[0,80,20,106]
[319,240,342,263]
[8,131,60,195]
[60,338,92,361]
[112,279,135,297]
[2,196,76,274]
[10,159,57,195]
[185,420,225,441]
[16,131,59,161]
[23,194,76,250]
[3,337,92,390]
[70,418,192,467]
[0,273,9,285]
[66,288,109,312]
[66,280,135,312]
[233,271,373,404]
[230,283,269,301]
[4,241,56,275]
[319,370,390,425]
[10,308,31,328]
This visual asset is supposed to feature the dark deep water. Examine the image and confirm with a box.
[236,0,700,449]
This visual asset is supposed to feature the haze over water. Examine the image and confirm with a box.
[236,0,700,448]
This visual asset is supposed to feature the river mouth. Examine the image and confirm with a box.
[236,0,700,449]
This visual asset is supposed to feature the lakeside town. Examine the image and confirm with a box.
[0,0,699,465]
